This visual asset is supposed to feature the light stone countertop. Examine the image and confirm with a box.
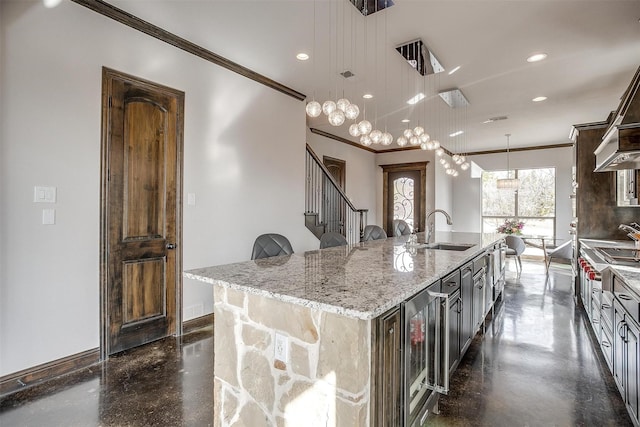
[185,231,503,320]
[580,238,640,298]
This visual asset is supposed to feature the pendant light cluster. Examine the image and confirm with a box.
[305,98,360,127]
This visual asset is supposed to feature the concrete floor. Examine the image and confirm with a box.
[0,260,633,426]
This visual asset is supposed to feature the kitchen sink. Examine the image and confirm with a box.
[594,246,640,267]
[425,242,475,251]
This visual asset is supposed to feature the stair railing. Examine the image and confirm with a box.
[305,144,368,245]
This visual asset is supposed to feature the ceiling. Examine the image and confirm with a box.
[107,0,640,153]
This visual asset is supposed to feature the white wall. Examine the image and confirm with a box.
[453,146,574,243]
[0,1,317,375]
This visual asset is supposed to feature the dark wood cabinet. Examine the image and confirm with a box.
[460,262,474,354]
[373,306,402,426]
[442,270,462,373]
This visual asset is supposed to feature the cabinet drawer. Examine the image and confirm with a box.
[614,276,640,323]
[441,270,461,295]
[600,322,614,371]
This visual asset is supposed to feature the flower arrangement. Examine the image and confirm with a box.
[497,219,525,235]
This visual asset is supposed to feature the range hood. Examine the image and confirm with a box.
[594,66,640,172]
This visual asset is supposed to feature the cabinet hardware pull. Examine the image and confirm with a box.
[602,341,611,348]
[388,328,394,334]
[602,304,611,309]
[619,294,632,301]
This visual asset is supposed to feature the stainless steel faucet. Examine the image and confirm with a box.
[426,209,453,243]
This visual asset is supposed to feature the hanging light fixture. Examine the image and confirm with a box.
[496,133,520,190]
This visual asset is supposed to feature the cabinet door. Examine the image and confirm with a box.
[626,317,640,423]
[448,292,461,373]
[460,263,474,354]
[376,307,402,426]
[614,300,626,397]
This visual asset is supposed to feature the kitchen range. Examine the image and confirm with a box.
[578,228,640,426]
[186,231,506,426]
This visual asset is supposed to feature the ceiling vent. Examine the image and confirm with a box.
[483,116,508,123]
[349,0,394,16]
[340,70,355,79]
[396,39,444,76]
[439,88,469,109]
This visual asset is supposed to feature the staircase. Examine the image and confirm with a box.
[305,144,368,245]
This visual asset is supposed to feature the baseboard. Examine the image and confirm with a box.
[183,313,214,333]
[0,348,100,398]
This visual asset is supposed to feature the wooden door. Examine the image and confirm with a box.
[322,156,346,235]
[381,162,427,236]
[101,68,184,356]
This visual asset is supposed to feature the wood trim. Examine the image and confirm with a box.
[0,349,99,397]
[183,313,214,334]
[465,142,574,156]
[570,120,609,141]
[310,128,377,153]
[70,0,305,101]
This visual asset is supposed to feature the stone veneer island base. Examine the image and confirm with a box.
[213,285,371,426]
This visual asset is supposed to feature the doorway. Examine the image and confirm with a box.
[322,156,346,235]
[100,68,184,358]
[381,162,428,235]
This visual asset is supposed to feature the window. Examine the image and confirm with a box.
[482,168,556,239]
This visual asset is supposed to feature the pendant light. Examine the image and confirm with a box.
[496,133,520,190]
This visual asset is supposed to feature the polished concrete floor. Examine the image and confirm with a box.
[0,260,633,426]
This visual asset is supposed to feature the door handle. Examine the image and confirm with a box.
[166,243,177,250]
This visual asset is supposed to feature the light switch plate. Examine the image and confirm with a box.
[34,186,56,203]
[42,209,55,225]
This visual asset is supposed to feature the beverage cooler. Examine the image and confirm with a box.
[402,282,449,426]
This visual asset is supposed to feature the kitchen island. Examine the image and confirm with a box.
[186,231,504,426]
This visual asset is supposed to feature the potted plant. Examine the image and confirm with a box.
[497,219,525,235]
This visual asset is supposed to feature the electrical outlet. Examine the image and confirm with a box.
[274,333,288,363]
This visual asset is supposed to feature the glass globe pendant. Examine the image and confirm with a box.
[306,100,321,118]
[345,104,360,120]
[452,154,461,164]
[420,142,428,150]
[370,129,383,144]
[358,119,372,135]
[426,141,436,150]
[432,140,441,149]
[349,123,361,137]
[397,136,408,147]
[336,98,350,112]
[452,170,459,177]
[435,147,444,156]
[460,162,470,171]
[322,100,336,116]
[381,132,393,146]
[328,109,345,126]
[420,133,430,143]
[409,136,420,146]
[413,126,424,136]
[360,135,372,146]
[403,128,414,139]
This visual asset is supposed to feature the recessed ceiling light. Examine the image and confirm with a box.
[526,53,547,63]
[449,130,464,137]
[363,93,374,99]
[448,66,461,75]
[296,53,309,61]
[406,93,425,105]
[401,119,410,123]
[532,96,547,102]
